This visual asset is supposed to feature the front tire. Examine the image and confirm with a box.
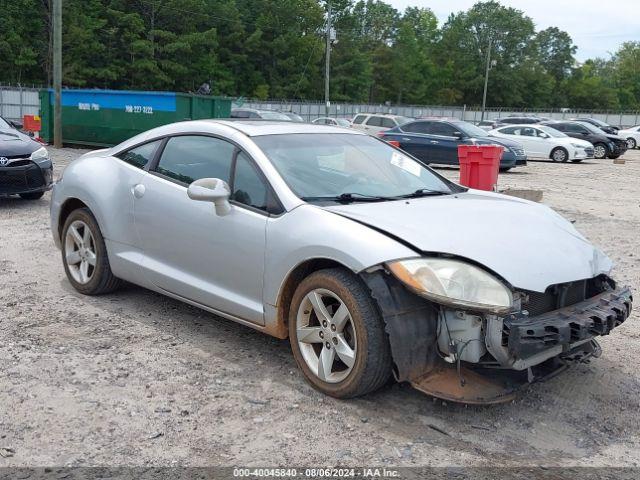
[61,208,122,295]
[626,137,636,149]
[550,147,568,162]
[289,268,392,398]
[593,143,607,159]
[19,191,45,200]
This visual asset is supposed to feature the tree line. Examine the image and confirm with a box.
[2,0,639,110]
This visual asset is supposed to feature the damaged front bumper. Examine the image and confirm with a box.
[362,269,633,404]
[492,286,632,369]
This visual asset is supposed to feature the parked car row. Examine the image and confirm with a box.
[377,119,527,171]
[227,108,636,167]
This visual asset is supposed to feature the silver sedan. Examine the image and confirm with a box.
[50,120,632,403]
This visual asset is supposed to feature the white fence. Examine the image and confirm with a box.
[0,86,40,121]
[2,84,639,127]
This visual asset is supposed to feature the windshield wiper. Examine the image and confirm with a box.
[397,188,451,198]
[301,192,397,203]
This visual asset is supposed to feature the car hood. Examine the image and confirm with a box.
[324,191,612,292]
[606,134,627,142]
[559,137,592,148]
[474,136,522,149]
[0,129,41,156]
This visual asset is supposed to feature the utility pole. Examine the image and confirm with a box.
[324,1,331,117]
[480,35,492,122]
[53,0,62,148]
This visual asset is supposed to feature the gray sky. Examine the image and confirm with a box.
[387,0,639,61]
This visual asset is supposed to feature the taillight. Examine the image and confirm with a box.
[387,140,400,148]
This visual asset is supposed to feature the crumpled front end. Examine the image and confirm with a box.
[362,269,633,405]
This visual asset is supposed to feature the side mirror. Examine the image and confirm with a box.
[453,131,464,139]
[539,133,550,139]
[187,178,231,216]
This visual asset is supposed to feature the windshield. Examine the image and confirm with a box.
[575,121,606,135]
[395,116,412,125]
[585,118,608,127]
[538,125,567,138]
[260,111,292,121]
[455,121,490,138]
[335,118,351,127]
[253,133,455,202]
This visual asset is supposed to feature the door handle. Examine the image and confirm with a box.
[132,184,146,198]
[430,140,439,144]
[402,137,411,141]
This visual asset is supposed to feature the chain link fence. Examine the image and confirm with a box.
[240,99,640,127]
[2,84,639,127]
[0,85,40,121]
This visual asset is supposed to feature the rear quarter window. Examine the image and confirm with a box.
[115,140,162,169]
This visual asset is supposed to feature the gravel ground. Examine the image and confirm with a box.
[1,147,639,468]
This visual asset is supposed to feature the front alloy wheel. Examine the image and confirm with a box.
[296,288,357,383]
[627,138,636,149]
[289,268,392,398]
[593,143,607,159]
[551,147,568,162]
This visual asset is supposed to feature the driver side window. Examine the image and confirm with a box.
[155,135,235,185]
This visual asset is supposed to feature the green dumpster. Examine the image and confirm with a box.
[39,89,232,147]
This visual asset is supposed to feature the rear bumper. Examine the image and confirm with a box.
[504,286,632,361]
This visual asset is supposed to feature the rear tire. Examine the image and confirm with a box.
[61,208,122,295]
[289,268,392,398]
[499,167,512,173]
[593,143,607,159]
[626,138,636,149]
[550,147,568,162]
[19,191,45,200]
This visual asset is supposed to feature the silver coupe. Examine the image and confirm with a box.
[50,120,632,404]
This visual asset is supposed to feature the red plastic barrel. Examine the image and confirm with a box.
[457,144,504,191]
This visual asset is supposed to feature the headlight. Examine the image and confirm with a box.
[571,143,584,148]
[30,146,49,161]
[387,258,513,313]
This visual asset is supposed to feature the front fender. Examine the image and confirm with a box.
[264,204,418,307]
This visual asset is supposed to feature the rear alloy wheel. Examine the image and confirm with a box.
[551,147,568,162]
[626,137,636,149]
[289,268,392,398]
[593,143,607,159]
[61,208,122,295]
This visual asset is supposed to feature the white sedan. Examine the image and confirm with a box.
[489,124,594,162]
[617,125,640,149]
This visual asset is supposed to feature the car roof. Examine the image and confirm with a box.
[204,119,363,136]
[354,113,405,119]
[496,124,544,129]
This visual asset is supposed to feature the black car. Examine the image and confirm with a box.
[543,121,627,159]
[0,116,53,200]
[570,118,619,135]
[379,119,527,171]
